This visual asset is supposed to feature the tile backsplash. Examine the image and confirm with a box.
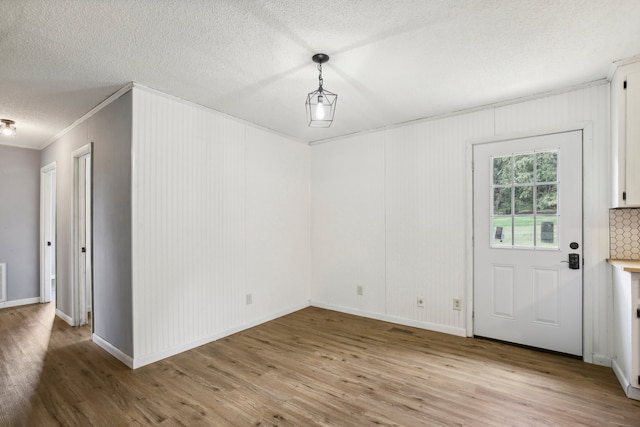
[609,208,640,260]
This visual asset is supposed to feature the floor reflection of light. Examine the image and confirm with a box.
[0,301,55,425]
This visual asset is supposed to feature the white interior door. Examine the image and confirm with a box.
[40,163,56,303]
[84,156,92,316]
[473,131,583,356]
[73,144,92,327]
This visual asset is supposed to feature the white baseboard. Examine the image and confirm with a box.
[93,334,134,369]
[310,301,468,337]
[612,358,640,400]
[0,297,40,309]
[591,354,612,367]
[131,301,311,369]
[55,308,74,326]
[629,385,640,400]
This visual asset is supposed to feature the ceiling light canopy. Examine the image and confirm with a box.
[0,119,16,136]
[305,54,337,128]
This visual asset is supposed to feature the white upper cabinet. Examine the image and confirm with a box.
[612,60,640,207]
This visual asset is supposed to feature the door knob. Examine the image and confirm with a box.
[561,253,580,269]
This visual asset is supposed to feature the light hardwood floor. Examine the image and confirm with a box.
[1,302,640,426]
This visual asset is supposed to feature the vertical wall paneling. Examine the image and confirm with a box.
[310,83,611,363]
[245,126,311,319]
[132,89,245,361]
[385,110,494,334]
[131,87,310,367]
[310,133,386,315]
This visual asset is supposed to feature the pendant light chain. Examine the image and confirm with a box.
[318,63,323,90]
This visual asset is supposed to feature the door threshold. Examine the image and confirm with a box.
[474,335,582,360]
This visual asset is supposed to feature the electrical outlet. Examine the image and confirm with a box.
[357,285,363,296]
[453,298,461,311]
[246,293,253,305]
[417,296,424,308]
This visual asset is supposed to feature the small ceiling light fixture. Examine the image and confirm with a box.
[0,119,16,136]
[305,53,337,128]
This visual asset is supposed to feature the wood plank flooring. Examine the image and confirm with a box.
[2,302,640,426]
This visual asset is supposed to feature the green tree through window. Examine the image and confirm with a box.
[491,150,558,248]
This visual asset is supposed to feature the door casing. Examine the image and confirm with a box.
[465,122,593,361]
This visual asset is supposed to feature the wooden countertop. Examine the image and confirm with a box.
[607,258,640,273]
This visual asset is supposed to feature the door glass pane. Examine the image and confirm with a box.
[514,216,534,247]
[536,216,558,248]
[489,150,558,250]
[514,154,534,184]
[493,187,512,215]
[493,156,512,185]
[536,151,557,183]
[514,186,533,214]
[536,184,557,214]
[492,217,512,247]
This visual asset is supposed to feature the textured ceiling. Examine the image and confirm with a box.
[2,0,640,149]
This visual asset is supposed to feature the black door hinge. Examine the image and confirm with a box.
[624,81,627,90]
[637,306,639,318]
[623,191,627,201]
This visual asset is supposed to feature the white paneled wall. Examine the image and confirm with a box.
[311,132,386,314]
[245,126,310,320]
[132,87,310,367]
[385,111,494,334]
[128,82,610,367]
[311,83,612,363]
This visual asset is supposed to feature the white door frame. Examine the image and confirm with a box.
[72,143,93,327]
[40,162,56,303]
[465,122,593,361]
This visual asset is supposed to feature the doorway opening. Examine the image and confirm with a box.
[40,162,57,304]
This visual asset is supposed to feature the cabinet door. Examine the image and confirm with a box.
[626,72,640,205]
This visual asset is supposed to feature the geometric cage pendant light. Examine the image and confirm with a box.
[305,53,337,127]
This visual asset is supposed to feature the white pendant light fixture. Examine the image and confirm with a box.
[305,54,337,128]
[0,119,16,136]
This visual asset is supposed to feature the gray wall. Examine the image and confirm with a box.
[41,123,87,317]
[41,91,133,356]
[89,92,133,356]
[0,145,40,302]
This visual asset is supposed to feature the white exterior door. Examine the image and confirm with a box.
[473,131,583,356]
